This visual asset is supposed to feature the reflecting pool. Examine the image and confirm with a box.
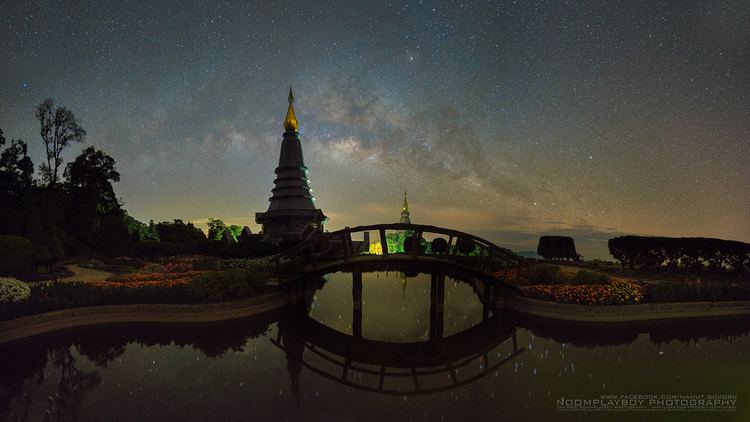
[1,270,748,421]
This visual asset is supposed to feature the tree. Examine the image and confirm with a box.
[155,219,206,243]
[0,128,34,196]
[123,213,159,241]
[35,98,86,186]
[207,218,228,241]
[64,146,120,212]
[228,225,242,241]
[206,218,243,241]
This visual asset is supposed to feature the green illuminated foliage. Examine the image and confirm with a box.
[228,225,242,241]
[207,218,243,242]
[207,218,228,241]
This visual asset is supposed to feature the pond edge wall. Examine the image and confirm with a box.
[505,294,750,322]
[0,292,289,345]
[2,292,749,345]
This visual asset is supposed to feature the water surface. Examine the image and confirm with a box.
[1,270,748,421]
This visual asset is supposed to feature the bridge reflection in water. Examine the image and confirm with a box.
[273,265,525,396]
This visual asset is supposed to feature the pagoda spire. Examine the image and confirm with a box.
[284,86,299,132]
[399,190,411,224]
[256,87,327,245]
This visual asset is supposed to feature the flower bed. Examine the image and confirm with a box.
[98,271,207,288]
[522,279,644,305]
[0,269,272,322]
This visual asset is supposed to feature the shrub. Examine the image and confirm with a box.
[0,236,35,275]
[18,266,74,282]
[107,257,146,268]
[189,269,268,302]
[585,259,620,272]
[164,261,192,273]
[133,240,179,257]
[644,280,750,303]
[431,238,448,254]
[456,238,475,255]
[0,277,31,303]
[216,257,273,271]
[32,243,52,264]
[572,270,610,285]
[136,263,167,274]
[403,235,425,255]
[526,264,562,285]
[104,264,136,274]
[193,258,219,271]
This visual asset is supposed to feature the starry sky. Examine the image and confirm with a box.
[1,0,748,259]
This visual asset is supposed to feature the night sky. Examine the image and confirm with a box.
[1,0,748,258]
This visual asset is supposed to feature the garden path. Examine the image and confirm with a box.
[60,265,114,282]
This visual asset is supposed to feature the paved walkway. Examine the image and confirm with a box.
[27,265,115,286]
[61,265,114,282]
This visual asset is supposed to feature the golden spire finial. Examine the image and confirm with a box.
[402,190,408,212]
[284,86,299,132]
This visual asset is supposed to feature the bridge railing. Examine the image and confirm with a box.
[271,327,524,396]
[272,223,527,279]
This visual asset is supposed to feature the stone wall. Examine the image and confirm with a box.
[0,292,289,344]
[505,293,750,322]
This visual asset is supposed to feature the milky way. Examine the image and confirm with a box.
[1,0,748,258]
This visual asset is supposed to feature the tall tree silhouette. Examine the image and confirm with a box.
[64,146,120,212]
[0,128,34,196]
[35,98,86,186]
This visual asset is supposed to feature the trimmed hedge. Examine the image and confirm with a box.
[0,235,35,275]
[537,236,580,261]
[644,281,750,303]
[608,236,750,272]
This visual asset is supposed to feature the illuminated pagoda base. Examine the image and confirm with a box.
[255,88,326,245]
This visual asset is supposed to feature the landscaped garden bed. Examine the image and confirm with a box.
[517,263,750,306]
[521,279,644,305]
[519,277,750,306]
[0,256,277,322]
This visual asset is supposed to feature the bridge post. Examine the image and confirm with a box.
[352,269,363,339]
[494,285,505,310]
[346,230,354,256]
[429,266,445,340]
[483,289,491,321]
[379,229,389,256]
[289,281,305,315]
[341,229,351,261]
